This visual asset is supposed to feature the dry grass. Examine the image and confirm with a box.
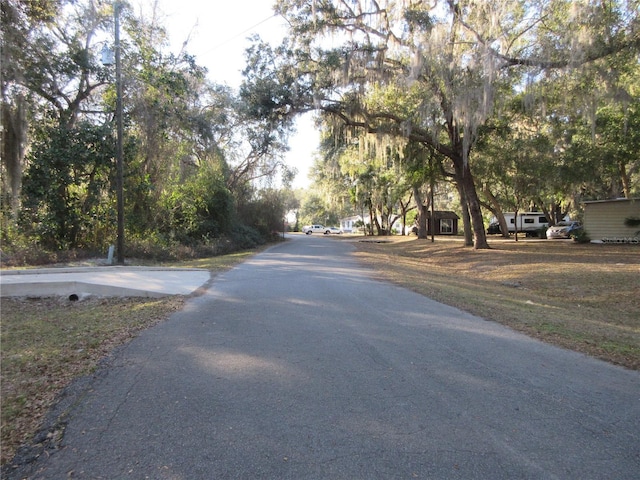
[0,296,185,467]
[350,236,640,370]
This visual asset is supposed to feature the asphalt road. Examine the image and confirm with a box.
[8,234,640,479]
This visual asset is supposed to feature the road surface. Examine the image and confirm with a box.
[7,234,640,479]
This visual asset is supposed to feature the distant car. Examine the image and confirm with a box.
[325,227,342,234]
[302,224,325,234]
[487,222,501,234]
[546,221,582,239]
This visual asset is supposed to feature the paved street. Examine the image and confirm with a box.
[7,234,640,479]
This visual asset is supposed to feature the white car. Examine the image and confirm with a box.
[325,227,342,234]
[546,221,582,239]
[302,224,325,234]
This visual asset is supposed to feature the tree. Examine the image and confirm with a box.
[560,95,640,201]
[403,141,446,240]
[2,0,297,258]
[1,0,110,217]
[242,0,639,248]
[474,44,640,229]
[158,164,233,244]
[474,102,565,231]
[20,121,114,249]
[236,188,290,237]
[299,191,340,226]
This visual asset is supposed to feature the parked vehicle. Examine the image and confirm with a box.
[487,222,501,234]
[491,212,554,237]
[546,221,582,239]
[302,224,326,234]
[325,227,343,234]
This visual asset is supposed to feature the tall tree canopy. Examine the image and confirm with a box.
[1,0,294,257]
[241,0,639,248]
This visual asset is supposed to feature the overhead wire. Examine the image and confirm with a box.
[199,14,279,56]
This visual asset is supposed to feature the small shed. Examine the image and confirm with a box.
[340,215,364,233]
[426,211,460,235]
[583,198,640,244]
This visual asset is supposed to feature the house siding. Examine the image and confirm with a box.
[426,211,460,235]
[340,215,363,233]
[584,199,640,243]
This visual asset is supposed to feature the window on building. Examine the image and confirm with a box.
[440,218,453,234]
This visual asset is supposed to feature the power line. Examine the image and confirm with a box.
[201,14,278,56]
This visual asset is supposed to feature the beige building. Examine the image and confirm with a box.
[583,198,640,243]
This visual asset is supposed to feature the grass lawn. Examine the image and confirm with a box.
[350,236,639,370]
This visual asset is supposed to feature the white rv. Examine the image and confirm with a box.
[491,212,551,236]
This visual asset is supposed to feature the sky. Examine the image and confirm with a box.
[148,0,318,189]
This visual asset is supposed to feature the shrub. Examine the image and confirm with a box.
[159,168,234,244]
[229,225,266,250]
[19,122,114,250]
[572,228,591,243]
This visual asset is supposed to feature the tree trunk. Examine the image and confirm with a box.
[453,158,489,249]
[464,167,490,249]
[367,201,375,236]
[460,191,473,246]
[483,185,509,238]
[619,160,631,198]
[398,192,413,236]
[412,186,429,239]
[1,97,26,218]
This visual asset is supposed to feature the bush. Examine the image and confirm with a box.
[124,233,237,262]
[159,168,234,244]
[229,225,266,250]
[0,245,102,268]
[572,228,591,243]
[235,190,288,237]
[0,226,274,267]
[19,122,114,250]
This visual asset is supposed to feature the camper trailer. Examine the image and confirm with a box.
[490,212,551,237]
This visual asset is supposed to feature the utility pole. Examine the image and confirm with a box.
[114,1,125,264]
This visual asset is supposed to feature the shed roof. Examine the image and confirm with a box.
[426,210,460,219]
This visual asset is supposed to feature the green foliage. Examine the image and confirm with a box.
[20,122,115,250]
[9,0,637,260]
[235,189,288,236]
[229,224,266,250]
[404,8,433,33]
[159,167,234,244]
[561,96,640,200]
[262,0,639,247]
[624,217,640,228]
[299,192,340,226]
[1,0,297,263]
[624,217,640,236]
[571,228,591,244]
[0,209,58,266]
[474,101,560,215]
